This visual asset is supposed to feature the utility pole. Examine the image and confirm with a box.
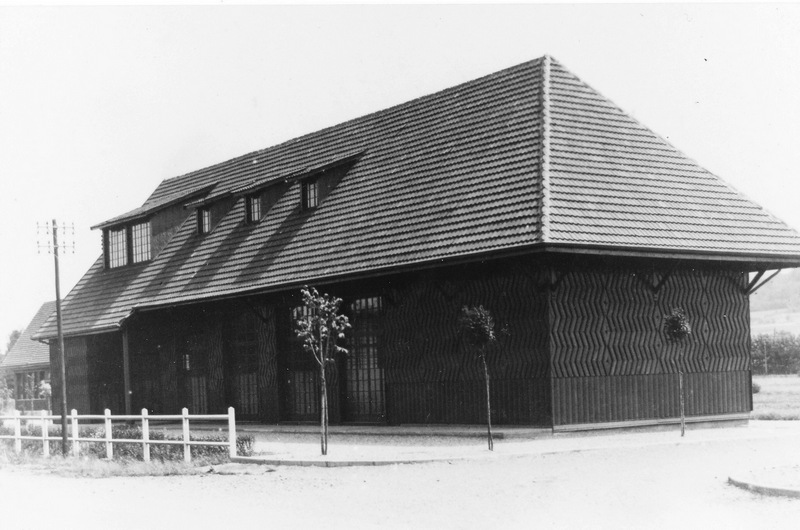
[53,220,68,456]
[39,220,74,456]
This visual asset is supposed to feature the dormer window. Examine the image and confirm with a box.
[301,179,319,210]
[108,227,127,268]
[197,207,211,234]
[246,193,261,223]
[131,222,151,263]
[104,221,151,269]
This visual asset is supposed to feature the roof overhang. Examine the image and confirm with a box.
[91,183,217,230]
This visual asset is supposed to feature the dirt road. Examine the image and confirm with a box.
[2,432,799,529]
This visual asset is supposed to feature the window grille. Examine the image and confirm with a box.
[198,208,211,234]
[131,222,151,263]
[247,194,261,223]
[302,179,319,210]
[108,228,127,268]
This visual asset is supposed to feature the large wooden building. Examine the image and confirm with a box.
[34,56,800,429]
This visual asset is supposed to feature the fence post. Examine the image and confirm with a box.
[228,407,236,459]
[141,408,150,463]
[104,409,113,460]
[182,408,191,463]
[71,409,79,457]
[13,410,21,454]
[40,410,49,458]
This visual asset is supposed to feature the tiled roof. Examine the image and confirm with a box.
[2,302,55,370]
[35,56,800,339]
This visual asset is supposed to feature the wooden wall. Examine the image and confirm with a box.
[381,261,552,425]
[549,267,750,425]
[49,336,91,415]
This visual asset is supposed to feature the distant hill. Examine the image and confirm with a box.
[749,268,800,312]
[750,268,800,336]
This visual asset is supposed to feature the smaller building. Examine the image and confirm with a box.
[1,302,55,411]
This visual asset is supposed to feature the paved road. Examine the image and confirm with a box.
[2,424,800,529]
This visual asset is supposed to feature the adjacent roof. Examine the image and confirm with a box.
[2,302,55,370]
[35,56,800,340]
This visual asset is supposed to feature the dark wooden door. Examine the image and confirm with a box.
[225,313,259,419]
[343,297,386,423]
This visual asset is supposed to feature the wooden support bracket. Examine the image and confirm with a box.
[745,269,781,296]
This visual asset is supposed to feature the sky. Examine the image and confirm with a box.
[2,4,800,353]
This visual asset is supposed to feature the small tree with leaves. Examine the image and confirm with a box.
[295,286,351,456]
[663,307,692,437]
[459,305,498,451]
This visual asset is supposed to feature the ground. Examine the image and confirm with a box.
[753,374,800,419]
[2,425,800,529]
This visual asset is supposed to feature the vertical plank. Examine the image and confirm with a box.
[228,407,237,459]
[141,408,150,463]
[13,410,21,454]
[40,410,49,458]
[70,409,79,457]
[104,409,113,460]
[182,408,191,463]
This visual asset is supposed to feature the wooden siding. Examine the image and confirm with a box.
[553,371,751,424]
[381,263,552,425]
[549,267,750,425]
[49,336,91,415]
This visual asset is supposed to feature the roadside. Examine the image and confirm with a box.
[2,423,799,529]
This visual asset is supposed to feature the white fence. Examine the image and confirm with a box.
[0,407,237,463]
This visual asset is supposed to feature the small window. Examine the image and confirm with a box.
[108,227,127,268]
[131,222,151,263]
[302,179,319,210]
[197,208,211,234]
[246,194,261,223]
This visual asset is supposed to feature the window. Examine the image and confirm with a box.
[197,207,211,234]
[131,222,151,263]
[108,228,127,268]
[246,194,261,223]
[301,179,319,210]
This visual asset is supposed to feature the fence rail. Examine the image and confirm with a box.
[0,407,237,463]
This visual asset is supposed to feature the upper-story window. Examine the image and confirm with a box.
[108,228,127,268]
[246,194,261,223]
[197,207,211,234]
[301,179,319,210]
[131,222,151,263]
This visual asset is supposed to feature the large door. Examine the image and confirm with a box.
[225,313,259,419]
[280,305,320,422]
[342,296,385,423]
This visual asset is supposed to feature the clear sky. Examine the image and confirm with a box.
[2,4,800,352]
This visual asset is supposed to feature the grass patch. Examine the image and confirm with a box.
[0,450,215,478]
[752,375,800,420]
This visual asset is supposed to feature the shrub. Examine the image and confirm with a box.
[752,382,761,394]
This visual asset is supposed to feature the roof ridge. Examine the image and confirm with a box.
[538,54,552,243]
[154,57,546,191]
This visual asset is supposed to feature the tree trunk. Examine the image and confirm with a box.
[679,370,685,437]
[482,354,493,451]
[320,362,328,456]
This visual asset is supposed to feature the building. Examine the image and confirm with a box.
[34,56,800,429]
[2,302,54,411]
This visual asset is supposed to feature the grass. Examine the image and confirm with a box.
[0,450,216,478]
[752,375,800,420]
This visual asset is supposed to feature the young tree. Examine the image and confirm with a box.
[458,305,498,451]
[295,286,351,456]
[663,307,692,437]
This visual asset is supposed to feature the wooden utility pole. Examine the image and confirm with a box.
[52,219,69,455]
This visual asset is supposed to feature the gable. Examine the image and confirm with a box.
[2,302,55,370]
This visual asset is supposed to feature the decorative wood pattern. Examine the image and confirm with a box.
[550,267,750,425]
